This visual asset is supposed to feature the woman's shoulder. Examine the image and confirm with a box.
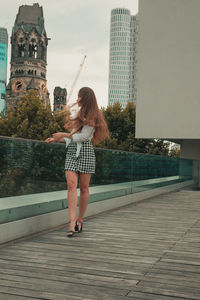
[82,120,95,129]
[82,124,95,131]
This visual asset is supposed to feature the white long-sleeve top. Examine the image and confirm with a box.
[64,125,95,157]
[72,125,95,142]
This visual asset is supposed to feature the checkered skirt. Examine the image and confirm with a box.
[65,140,96,174]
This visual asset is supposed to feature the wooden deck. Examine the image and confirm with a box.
[0,190,200,300]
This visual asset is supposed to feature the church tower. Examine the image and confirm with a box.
[6,3,50,110]
[53,87,67,112]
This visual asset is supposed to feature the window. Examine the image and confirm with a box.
[29,38,38,58]
[18,43,25,57]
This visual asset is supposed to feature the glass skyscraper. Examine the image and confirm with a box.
[0,28,8,115]
[108,8,137,108]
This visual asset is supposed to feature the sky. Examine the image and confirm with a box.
[1,0,138,108]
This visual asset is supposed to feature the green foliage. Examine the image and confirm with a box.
[0,90,67,140]
[169,148,180,158]
[97,102,169,156]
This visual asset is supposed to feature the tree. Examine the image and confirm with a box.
[97,102,169,155]
[0,90,68,140]
[169,146,180,158]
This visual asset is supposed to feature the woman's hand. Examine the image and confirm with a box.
[45,137,55,143]
[45,132,72,143]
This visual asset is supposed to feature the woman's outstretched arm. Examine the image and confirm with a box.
[45,132,72,143]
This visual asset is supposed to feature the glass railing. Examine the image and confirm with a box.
[0,136,194,198]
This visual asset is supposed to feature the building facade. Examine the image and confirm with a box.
[53,87,67,112]
[6,3,50,111]
[108,8,137,108]
[0,28,8,115]
[136,0,200,185]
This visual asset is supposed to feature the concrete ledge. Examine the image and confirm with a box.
[0,183,132,224]
[0,179,194,245]
[0,176,187,224]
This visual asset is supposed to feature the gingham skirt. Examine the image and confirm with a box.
[65,140,96,174]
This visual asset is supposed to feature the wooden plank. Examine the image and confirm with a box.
[129,282,200,300]
[11,243,163,258]
[0,293,37,300]
[127,291,188,300]
[127,290,197,300]
[138,273,200,288]
[0,262,142,281]
[0,278,128,298]
[0,248,158,265]
[148,267,200,280]
[0,286,92,300]
[101,294,185,300]
[0,254,149,275]
[152,261,200,273]
[145,271,200,286]
[0,270,138,290]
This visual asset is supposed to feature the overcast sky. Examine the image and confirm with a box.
[1,0,138,108]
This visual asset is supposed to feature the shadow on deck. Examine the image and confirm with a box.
[0,189,200,299]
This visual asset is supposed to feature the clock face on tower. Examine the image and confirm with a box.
[12,79,25,92]
[40,82,47,95]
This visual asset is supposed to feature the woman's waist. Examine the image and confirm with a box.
[71,140,93,145]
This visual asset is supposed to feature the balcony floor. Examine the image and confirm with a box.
[0,190,200,300]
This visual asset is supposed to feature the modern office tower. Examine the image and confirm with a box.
[130,15,137,104]
[108,8,137,108]
[6,3,50,111]
[53,87,67,112]
[0,28,8,115]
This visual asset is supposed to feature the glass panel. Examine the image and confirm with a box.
[0,137,66,197]
[0,136,194,198]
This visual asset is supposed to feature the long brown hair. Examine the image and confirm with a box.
[67,87,109,142]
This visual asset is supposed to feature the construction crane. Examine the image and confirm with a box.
[67,55,87,103]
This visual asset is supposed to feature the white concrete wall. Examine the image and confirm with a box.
[136,0,200,139]
[181,140,200,161]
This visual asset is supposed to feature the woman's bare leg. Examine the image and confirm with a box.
[65,171,78,231]
[78,173,92,224]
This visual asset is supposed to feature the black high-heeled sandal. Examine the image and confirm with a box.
[75,220,83,233]
[66,230,76,238]
[66,221,77,238]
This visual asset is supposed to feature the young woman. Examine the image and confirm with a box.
[45,87,109,237]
